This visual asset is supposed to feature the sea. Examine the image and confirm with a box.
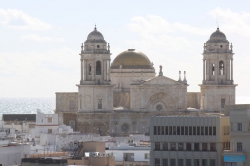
[0,98,55,119]
[0,97,250,120]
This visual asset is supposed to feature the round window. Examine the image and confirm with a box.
[121,123,129,133]
[156,104,162,111]
[97,45,100,48]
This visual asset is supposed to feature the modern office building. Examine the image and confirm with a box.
[150,114,230,166]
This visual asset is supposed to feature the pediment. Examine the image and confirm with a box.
[141,76,185,86]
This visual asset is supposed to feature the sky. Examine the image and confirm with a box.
[1,0,250,103]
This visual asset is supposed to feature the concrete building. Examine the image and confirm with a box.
[55,27,236,136]
[67,141,115,166]
[150,115,230,166]
[223,104,250,166]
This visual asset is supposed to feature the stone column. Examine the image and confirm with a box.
[80,58,83,84]
[231,59,233,81]
[206,60,209,81]
[84,60,87,80]
[104,60,107,81]
[203,59,205,81]
[107,59,111,81]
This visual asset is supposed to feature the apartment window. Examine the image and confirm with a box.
[213,127,216,135]
[48,129,52,134]
[189,126,192,135]
[163,158,168,166]
[237,123,242,131]
[201,127,204,135]
[170,159,176,166]
[194,143,199,151]
[162,126,165,135]
[178,159,183,166]
[165,126,169,135]
[47,117,52,123]
[178,143,183,151]
[158,126,161,135]
[223,142,230,150]
[177,126,180,135]
[171,142,176,151]
[155,158,160,166]
[210,143,216,151]
[209,126,212,135]
[231,123,233,131]
[186,143,191,151]
[221,98,225,108]
[194,159,199,166]
[173,126,177,135]
[197,126,200,135]
[209,159,215,166]
[186,159,191,166]
[144,153,150,159]
[202,143,207,151]
[193,126,196,135]
[169,126,172,135]
[155,142,160,151]
[163,142,168,151]
[205,127,208,135]
[237,142,242,151]
[98,99,102,109]
[185,126,188,135]
[181,126,184,135]
[202,159,207,166]
[154,126,157,135]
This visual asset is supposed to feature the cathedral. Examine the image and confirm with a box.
[55,26,236,136]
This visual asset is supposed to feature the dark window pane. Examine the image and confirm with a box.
[173,126,177,135]
[162,126,165,135]
[209,126,212,135]
[197,126,200,135]
[165,126,168,135]
[186,143,191,151]
[155,158,160,166]
[202,143,207,151]
[210,143,216,151]
[154,126,157,135]
[171,142,176,151]
[177,126,180,135]
[178,159,183,166]
[194,143,199,151]
[178,143,183,151]
[170,159,176,166]
[210,159,215,166]
[213,127,216,135]
[158,126,161,135]
[181,126,184,135]
[185,126,188,135]
[169,126,172,135]
[201,127,204,135]
[163,142,168,151]
[205,127,208,135]
[193,127,196,135]
[186,159,191,166]
[189,126,192,135]
[155,142,160,151]
[163,158,168,166]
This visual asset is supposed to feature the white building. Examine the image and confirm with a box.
[150,114,230,166]
[223,104,250,166]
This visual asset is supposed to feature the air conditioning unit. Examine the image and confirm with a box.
[97,153,101,157]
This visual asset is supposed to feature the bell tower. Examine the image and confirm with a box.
[77,26,114,112]
[199,28,237,111]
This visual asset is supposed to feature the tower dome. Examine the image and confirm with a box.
[85,26,105,42]
[207,28,229,43]
[111,49,153,69]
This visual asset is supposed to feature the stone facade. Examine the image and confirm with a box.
[55,27,237,136]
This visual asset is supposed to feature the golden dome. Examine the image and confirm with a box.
[111,49,153,69]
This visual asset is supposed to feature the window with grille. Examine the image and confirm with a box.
[98,99,102,109]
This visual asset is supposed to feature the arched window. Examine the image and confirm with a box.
[219,61,224,75]
[89,64,91,75]
[212,64,215,75]
[96,61,101,75]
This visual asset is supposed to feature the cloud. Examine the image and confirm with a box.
[0,48,79,97]
[21,34,66,42]
[128,15,211,36]
[208,7,250,36]
[0,8,51,30]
